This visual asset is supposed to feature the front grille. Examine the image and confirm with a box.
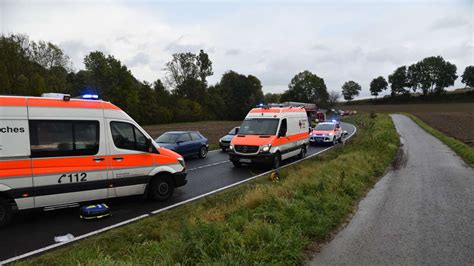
[235,145,259,153]
[221,140,230,144]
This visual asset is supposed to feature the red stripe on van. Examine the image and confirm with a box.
[0,160,32,178]
[0,97,27,107]
[28,98,121,110]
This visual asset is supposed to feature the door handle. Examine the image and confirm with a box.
[93,157,105,162]
[113,156,124,161]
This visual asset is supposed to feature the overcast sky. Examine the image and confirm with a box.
[1,0,473,98]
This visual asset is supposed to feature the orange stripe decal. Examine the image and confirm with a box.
[0,97,27,107]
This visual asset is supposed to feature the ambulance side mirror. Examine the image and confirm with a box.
[146,138,158,153]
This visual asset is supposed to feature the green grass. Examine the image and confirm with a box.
[20,114,399,265]
[403,113,474,166]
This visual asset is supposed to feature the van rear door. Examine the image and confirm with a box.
[0,98,33,210]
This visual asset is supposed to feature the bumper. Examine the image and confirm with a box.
[310,136,334,144]
[219,142,230,149]
[173,171,188,187]
[229,151,275,165]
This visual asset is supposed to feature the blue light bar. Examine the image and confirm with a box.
[82,94,99,99]
[332,119,337,123]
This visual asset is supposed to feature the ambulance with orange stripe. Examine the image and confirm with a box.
[229,105,310,169]
[0,93,187,226]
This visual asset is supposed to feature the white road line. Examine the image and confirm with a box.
[188,160,230,171]
[1,123,356,265]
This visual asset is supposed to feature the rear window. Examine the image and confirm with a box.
[29,120,99,158]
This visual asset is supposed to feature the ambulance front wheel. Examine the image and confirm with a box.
[0,197,13,227]
[272,153,282,169]
[149,175,174,201]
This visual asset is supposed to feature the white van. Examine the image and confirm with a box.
[229,105,310,168]
[0,94,187,226]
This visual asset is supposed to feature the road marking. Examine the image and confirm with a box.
[1,123,356,265]
[188,160,230,171]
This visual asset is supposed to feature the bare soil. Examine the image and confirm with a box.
[412,112,474,147]
[143,121,241,148]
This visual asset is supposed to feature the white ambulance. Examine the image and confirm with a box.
[229,105,310,168]
[0,94,187,226]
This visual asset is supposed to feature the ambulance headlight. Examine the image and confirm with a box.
[229,144,234,150]
[177,158,185,168]
[261,144,272,152]
[329,132,334,136]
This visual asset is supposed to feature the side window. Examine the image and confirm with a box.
[110,121,149,152]
[178,133,191,142]
[279,119,287,136]
[190,132,201,141]
[30,120,99,158]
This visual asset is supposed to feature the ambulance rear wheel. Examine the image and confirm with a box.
[149,176,174,201]
[198,146,208,159]
[0,198,12,227]
[298,146,307,159]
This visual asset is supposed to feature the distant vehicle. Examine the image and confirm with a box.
[229,105,310,169]
[219,127,239,152]
[310,121,346,146]
[156,131,209,158]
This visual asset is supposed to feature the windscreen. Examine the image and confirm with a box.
[315,124,335,131]
[239,119,279,135]
[228,127,238,135]
[156,133,180,143]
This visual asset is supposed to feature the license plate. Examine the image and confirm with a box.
[240,158,251,163]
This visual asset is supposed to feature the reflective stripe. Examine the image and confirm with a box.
[28,98,120,110]
[0,97,27,106]
[0,160,32,178]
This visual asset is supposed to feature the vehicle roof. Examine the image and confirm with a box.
[317,122,338,125]
[0,95,120,110]
[162,131,198,134]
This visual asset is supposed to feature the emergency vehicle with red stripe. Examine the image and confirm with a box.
[0,93,187,226]
[229,104,310,168]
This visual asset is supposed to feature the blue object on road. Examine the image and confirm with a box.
[79,204,111,220]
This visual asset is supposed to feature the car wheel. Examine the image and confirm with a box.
[198,146,208,158]
[298,145,307,159]
[272,153,281,169]
[232,161,242,168]
[221,147,227,152]
[0,198,13,228]
[148,176,174,201]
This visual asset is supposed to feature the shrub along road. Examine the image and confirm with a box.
[311,114,474,265]
[0,123,356,263]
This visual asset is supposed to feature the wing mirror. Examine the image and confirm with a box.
[146,138,158,153]
[342,130,348,136]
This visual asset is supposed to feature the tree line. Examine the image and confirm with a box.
[340,56,473,102]
[1,34,472,124]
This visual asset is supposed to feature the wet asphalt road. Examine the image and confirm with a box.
[311,114,474,265]
[0,123,355,262]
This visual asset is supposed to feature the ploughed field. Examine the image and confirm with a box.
[345,103,474,147]
[143,121,241,148]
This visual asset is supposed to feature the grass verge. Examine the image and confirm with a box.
[403,113,474,166]
[20,114,399,265]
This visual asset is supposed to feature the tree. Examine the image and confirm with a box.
[165,52,199,89]
[216,70,264,120]
[327,91,340,108]
[30,40,72,71]
[197,49,213,85]
[461,66,474,87]
[264,93,281,103]
[341,80,361,101]
[406,63,422,93]
[369,76,388,97]
[416,56,457,94]
[280,70,329,106]
[388,66,409,96]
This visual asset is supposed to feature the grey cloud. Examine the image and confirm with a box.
[125,52,150,67]
[430,16,470,30]
[225,49,241,55]
[59,40,109,70]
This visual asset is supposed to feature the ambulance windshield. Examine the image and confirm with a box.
[239,119,279,135]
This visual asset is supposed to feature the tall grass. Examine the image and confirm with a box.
[21,114,399,265]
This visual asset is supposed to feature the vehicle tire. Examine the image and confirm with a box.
[332,137,337,146]
[232,161,242,168]
[272,152,281,169]
[221,147,227,152]
[298,145,307,159]
[198,146,208,158]
[339,136,343,143]
[0,197,12,228]
[148,176,174,201]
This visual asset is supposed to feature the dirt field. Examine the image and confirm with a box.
[143,121,241,148]
[411,112,474,147]
[345,103,474,147]
[345,103,474,113]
